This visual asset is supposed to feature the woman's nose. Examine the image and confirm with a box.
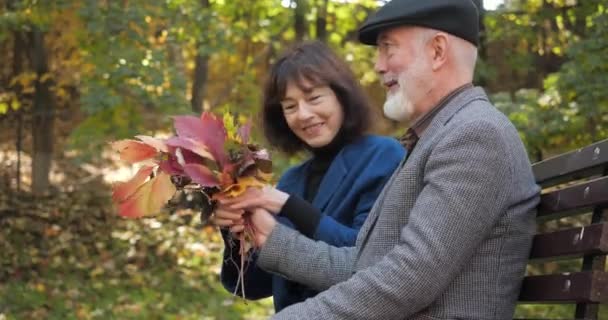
[295,102,314,121]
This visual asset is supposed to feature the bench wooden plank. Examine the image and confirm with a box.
[537,176,608,218]
[533,139,608,187]
[518,271,608,303]
[529,223,608,260]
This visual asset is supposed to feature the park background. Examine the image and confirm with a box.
[0,0,607,318]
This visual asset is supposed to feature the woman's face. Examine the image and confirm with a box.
[280,80,344,149]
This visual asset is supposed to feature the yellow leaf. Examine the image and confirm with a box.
[256,169,273,183]
[10,99,20,111]
[36,283,46,292]
[218,176,266,198]
[22,86,35,94]
[0,103,8,115]
[40,73,52,83]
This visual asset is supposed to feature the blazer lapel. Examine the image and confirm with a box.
[278,165,308,198]
[409,86,490,160]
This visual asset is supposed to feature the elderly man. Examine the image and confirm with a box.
[224,0,540,318]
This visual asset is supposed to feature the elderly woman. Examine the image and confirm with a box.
[214,41,404,311]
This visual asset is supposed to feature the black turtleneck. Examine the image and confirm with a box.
[278,131,347,238]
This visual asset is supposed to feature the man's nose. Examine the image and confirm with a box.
[374,55,387,75]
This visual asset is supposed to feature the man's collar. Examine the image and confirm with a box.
[410,83,473,137]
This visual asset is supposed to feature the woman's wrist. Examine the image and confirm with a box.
[267,187,289,213]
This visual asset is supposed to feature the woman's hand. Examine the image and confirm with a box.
[221,186,289,214]
[214,206,277,247]
[210,203,245,230]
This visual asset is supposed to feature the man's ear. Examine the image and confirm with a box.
[430,32,449,71]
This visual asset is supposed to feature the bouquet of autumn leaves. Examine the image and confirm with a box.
[110,112,272,297]
[111,112,272,219]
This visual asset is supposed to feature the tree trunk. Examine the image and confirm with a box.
[473,0,487,86]
[315,0,328,43]
[191,0,211,113]
[473,0,486,56]
[29,28,54,195]
[294,0,307,42]
[12,30,25,191]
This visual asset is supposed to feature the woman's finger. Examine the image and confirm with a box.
[214,208,244,220]
[211,217,237,227]
[230,224,245,234]
[228,198,262,210]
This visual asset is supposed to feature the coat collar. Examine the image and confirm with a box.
[411,86,489,159]
[281,149,349,211]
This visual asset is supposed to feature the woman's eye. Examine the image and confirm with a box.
[283,105,295,112]
[309,95,321,102]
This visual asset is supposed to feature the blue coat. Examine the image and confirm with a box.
[220,135,405,311]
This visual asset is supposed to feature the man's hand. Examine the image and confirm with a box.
[221,186,289,214]
[249,207,277,247]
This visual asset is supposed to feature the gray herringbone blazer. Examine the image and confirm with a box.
[257,87,540,319]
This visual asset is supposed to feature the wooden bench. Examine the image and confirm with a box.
[517,139,608,319]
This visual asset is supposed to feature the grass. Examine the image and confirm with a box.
[0,265,273,319]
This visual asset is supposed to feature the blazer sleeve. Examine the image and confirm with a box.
[313,141,404,247]
[259,120,516,319]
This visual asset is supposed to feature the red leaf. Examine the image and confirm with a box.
[158,155,183,175]
[166,136,214,160]
[182,163,220,187]
[173,113,229,167]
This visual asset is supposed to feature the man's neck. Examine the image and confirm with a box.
[411,81,471,122]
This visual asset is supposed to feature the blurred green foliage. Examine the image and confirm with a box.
[0,185,272,319]
[1,0,607,318]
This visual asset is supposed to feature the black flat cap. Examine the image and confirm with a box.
[358,0,479,47]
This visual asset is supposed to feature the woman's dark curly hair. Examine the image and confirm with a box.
[262,40,372,154]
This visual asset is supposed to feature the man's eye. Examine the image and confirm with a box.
[379,42,394,53]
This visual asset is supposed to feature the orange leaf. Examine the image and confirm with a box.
[216,176,266,198]
[135,135,169,153]
[256,169,273,183]
[111,140,158,163]
[112,166,155,202]
[117,172,176,218]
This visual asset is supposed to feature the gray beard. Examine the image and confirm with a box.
[383,89,412,122]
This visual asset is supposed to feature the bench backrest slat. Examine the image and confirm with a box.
[519,271,607,303]
[529,223,608,260]
[538,176,608,218]
[533,140,608,188]
[517,139,608,319]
